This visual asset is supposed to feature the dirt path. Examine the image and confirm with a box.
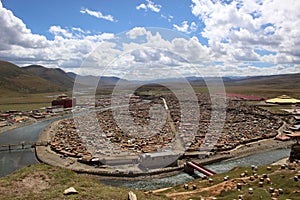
[162,97,185,153]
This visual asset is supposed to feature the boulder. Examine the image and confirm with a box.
[128,191,137,200]
[63,187,78,195]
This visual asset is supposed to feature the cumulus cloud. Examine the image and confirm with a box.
[126,27,148,39]
[80,28,214,80]
[80,7,116,22]
[0,0,299,78]
[173,21,198,34]
[49,26,73,38]
[191,0,300,67]
[0,2,115,69]
[136,0,162,13]
[0,2,49,50]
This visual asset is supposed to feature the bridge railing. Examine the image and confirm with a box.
[0,141,49,151]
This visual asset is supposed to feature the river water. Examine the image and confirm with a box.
[100,148,290,190]
[0,118,291,190]
[0,117,63,177]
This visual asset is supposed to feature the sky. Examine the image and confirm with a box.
[0,0,300,79]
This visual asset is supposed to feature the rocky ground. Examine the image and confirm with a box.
[159,161,300,200]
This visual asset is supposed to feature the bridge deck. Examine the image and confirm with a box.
[0,141,49,151]
[186,161,216,176]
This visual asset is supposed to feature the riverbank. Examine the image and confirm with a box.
[35,118,294,180]
[195,136,293,166]
[0,112,71,135]
[271,157,289,165]
[0,117,36,135]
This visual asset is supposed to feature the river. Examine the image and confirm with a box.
[0,117,64,177]
[0,118,291,190]
[100,148,290,190]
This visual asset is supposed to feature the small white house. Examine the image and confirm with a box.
[46,106,64,113]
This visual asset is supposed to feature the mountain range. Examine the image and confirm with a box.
[0,60,299,96]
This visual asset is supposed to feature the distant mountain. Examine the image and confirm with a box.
[0,61,65,95]
[66,72,77,79]
[1,59,299,97]
[23,65,128,90]
[23,65,74,89]
[132,76,235,84]
[225,73,300,89]
[71,74,129,88]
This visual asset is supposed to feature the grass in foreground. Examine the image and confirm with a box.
[160,163,300,200]
[1,162,300,200]
[2,162,300,200]
[0,164,164,200]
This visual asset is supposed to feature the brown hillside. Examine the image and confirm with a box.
[0,60,66,96]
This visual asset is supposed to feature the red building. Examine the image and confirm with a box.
[52,94,76,108]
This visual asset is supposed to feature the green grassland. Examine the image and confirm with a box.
[1,83,299,112]
[0,61,66,95]
[0,92,73,112]
[224,85,300,99]
[134,83,300,99]
[0,164,164,200]
[1,162,299,200]
[160,163,300,200]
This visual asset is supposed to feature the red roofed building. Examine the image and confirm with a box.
[52,94,76,108]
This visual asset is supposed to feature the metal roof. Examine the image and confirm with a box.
[289,132,300,137]
[266,95,300,104]
[141,150,178,158]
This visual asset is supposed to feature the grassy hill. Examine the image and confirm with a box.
[227,73,300,88]
[160,162,300,200]
[23,65,75,89]
[1,59,300,109]
[1,162,299,199]
[0,61,66,96]
[223,73,300,99]
[0,164,162,200]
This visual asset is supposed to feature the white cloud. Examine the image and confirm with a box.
[146,0,161,12]
[173,21,198,34]
[49,26,73,38]
[80,28,213,80]
[191,0,300,67]
[0,0,299,78]
[136,3,147,11]
[71,27,91,35]
[173,21,189,33]
[136,0,162,13]
[190,22,197,32]
[80,7,116,22]
[126,27,148,39]
[0,2,115,69]
[0,2,49,51]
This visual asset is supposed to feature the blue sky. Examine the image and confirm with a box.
[0,0,299,78]
[2,0,201,39]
